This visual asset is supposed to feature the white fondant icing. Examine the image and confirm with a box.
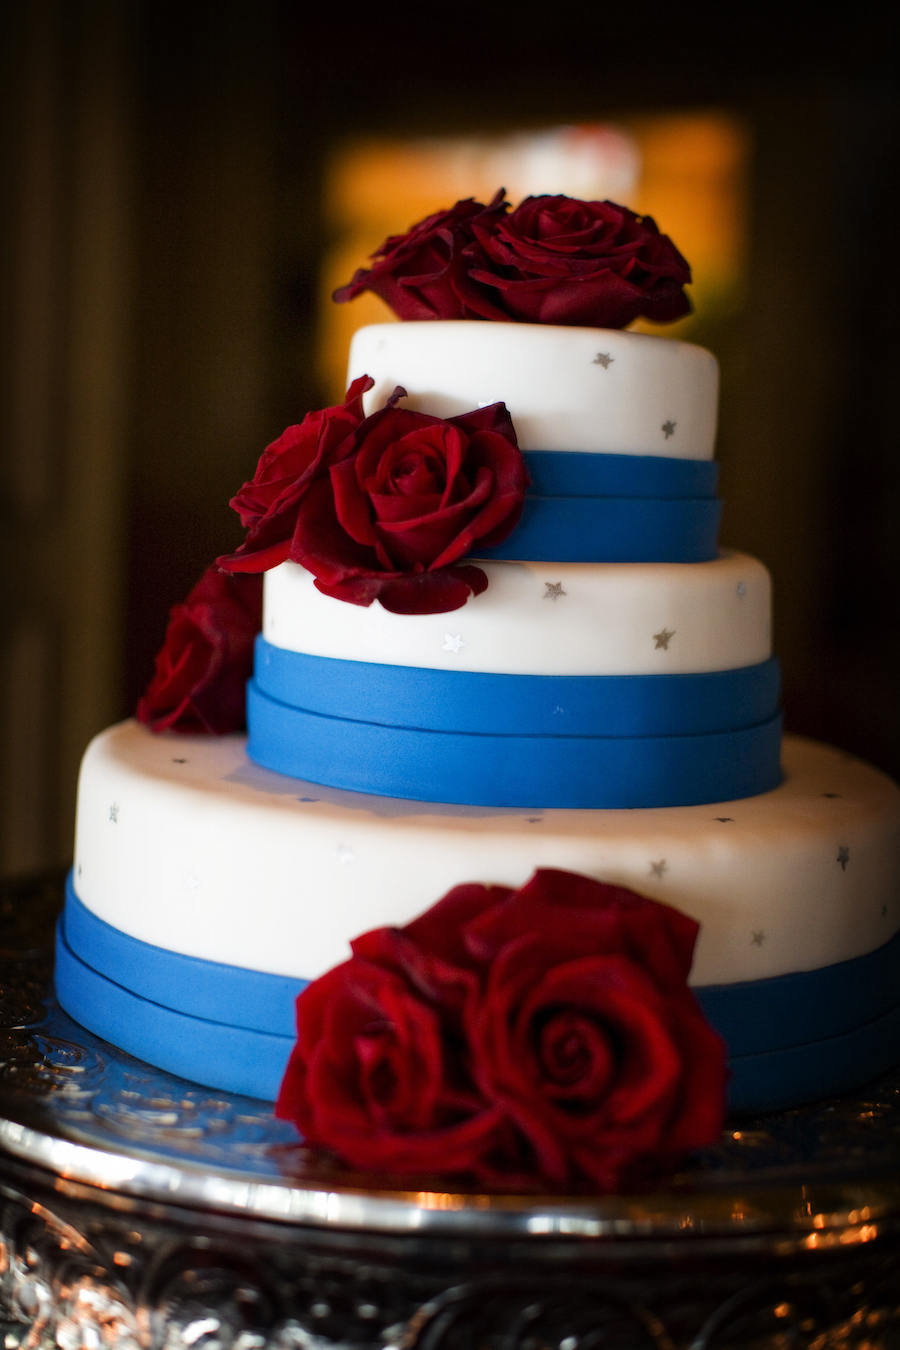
[348,323,719,458]
[263,552,772,676]
[74,722,900,989]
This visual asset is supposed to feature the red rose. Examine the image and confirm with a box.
[136,567,262,735]
[333,194,509,322]
[290,397,527,615]
[467,196,692,328]
[216,376,373,574]
[276,870,727,1190]
[334,193,691,330]
[274,891,514,1176]
[462,870,727,1191]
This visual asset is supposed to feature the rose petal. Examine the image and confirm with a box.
[217,376,373,573]
[136,568,262,735]
[333,195,511,322]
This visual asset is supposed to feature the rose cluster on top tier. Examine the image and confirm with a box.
[335,192,692,329]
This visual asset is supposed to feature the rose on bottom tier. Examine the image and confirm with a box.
[272,868,728,1192]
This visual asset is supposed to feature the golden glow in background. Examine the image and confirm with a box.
[319,114,750,401]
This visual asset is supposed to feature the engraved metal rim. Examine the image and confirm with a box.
[3,1113,900,1241]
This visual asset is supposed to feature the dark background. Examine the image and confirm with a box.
[2,0,899,872]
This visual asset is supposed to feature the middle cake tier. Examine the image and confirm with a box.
[247,551,781,808]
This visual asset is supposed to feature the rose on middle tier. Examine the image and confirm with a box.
[219,383,528,616]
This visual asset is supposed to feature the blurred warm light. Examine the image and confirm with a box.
[327,125,641,224]
[628,113,749,338]
[319,114,749,401]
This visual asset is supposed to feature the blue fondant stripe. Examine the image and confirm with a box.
[478,494,722,563]
[54,875,900,1110]
[254,639,781,740]
[726,1002,900,1115]
[63,875,306,1036]
[695,924,900,1056]
[521,451,719,499]
[247,681,783,808]
[55,922,294,1101]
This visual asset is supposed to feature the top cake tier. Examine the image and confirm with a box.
[348,322,719,459]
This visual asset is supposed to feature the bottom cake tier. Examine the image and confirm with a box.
[57,721,900,1110]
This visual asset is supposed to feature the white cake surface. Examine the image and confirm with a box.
[74,722,900,990]
[348,322,719,458]
[264,552,771,675]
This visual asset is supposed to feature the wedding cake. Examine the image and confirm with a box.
[54,195,900,1186]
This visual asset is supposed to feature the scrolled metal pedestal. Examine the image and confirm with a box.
[2,871,900,1349]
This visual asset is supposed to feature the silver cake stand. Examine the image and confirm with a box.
[2,870,900,1349]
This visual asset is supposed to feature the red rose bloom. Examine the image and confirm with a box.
[216,376,373,574]
[467,196,692,328]
[275,885,515,1176]
[136,567,262,735]
[334,193,691,330]
[462,870,727,1191]
[290,396,527,615]
[276,870,727,1190]
[218,381,526,615]
[333,194,509,322]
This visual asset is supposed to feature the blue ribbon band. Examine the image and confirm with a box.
[61,874,303,1036]
[521,451,719,499]
[254,640,780,740]
[56,874,900,1112]
[55,923,294,1102]
[247,679,783,808]
[478,495,722,563]
[696,925,900,1056]
[468,450,722,562]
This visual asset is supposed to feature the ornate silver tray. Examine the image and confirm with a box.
[2,869,900,1348]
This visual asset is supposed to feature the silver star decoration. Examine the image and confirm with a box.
[649,859,668,879]
[544,581,566,600]
[837,845,850,870]
[751,930,766,946]
[552,705,564,716]
[593,352,614,369]
[109,803,119,823]
[337,844,355,865]
[442,633,465,653]
[736,581,746,599]
[653,628,675,650]
[185,872,200,891]
[662,419,677,439]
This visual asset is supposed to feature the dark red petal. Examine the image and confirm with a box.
[447,401,519,444]
[136,568,262,735]
[403,882,509,969]
[331,456,380,546]
[220,377,374,572]
[216,537,292,573]
[374,565,489,615]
